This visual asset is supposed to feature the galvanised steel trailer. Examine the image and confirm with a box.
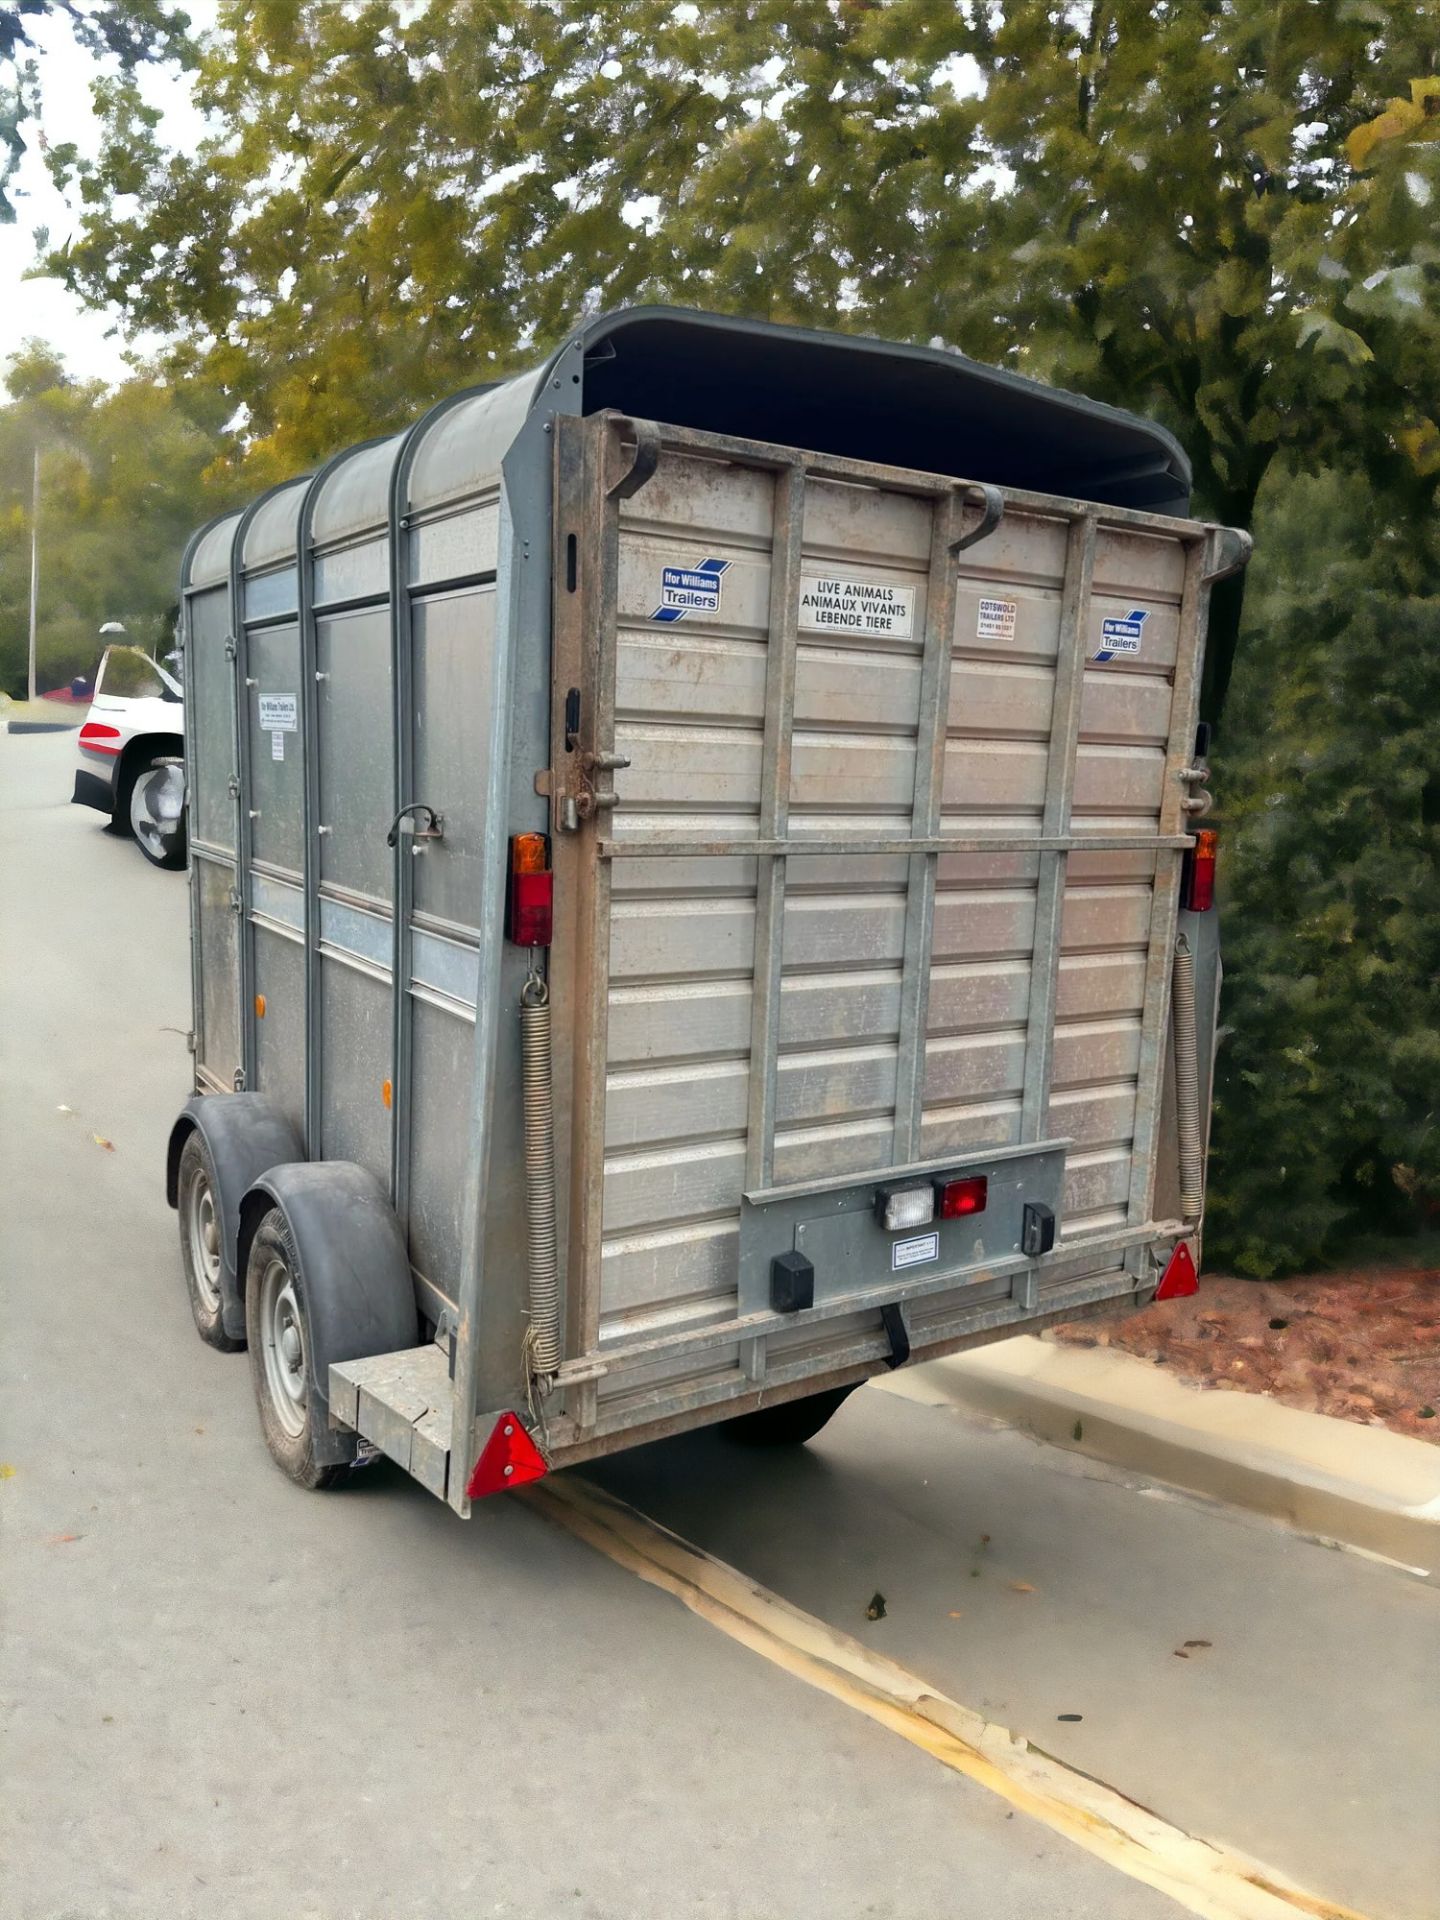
[165,307,1247,1511]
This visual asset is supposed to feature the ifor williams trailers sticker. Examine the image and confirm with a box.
[1092,607,1149,664]
[652,557,730,623]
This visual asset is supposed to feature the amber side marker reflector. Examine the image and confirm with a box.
[467,1412,548,1499]
[381,1078,393,1110]
[1154,1241,1199,1301]
[254,994,266,1019]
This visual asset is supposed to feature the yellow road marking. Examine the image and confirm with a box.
[528,1475,1370,1920]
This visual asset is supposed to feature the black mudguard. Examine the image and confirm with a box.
[236,1161,418,1465]
[166,1093,304,1341]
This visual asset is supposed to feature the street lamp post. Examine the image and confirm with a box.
[26,445,39,703]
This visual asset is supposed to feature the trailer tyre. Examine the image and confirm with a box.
[721,1384,859,1448]
[244,1207,348,1491]
[177,1131,246,1353]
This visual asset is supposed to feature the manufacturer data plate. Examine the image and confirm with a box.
[891,1230,940,1271]
[258,693,298,733]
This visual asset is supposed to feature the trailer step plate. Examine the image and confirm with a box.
[329,1344,453,1500]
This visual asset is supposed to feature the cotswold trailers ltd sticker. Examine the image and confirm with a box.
[976,596,1018,642]
[799,575,916,639]
[652,558,730,623]
[1092,608,1149,664]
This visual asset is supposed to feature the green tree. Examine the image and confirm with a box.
[44,2,1440,712]
[2,0,192,220]
[1208,465,1440,1273]
[0,341,230,694]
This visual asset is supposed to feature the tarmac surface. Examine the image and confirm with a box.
[3,730,1435,1920]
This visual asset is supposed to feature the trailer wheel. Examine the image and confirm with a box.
[721,1384,859,1447]
[244,1207,348,1490]
[177,1132,245,1353]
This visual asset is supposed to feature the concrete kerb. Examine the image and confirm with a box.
[878,1335,1440,1578]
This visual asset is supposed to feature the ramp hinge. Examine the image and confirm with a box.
[224,636,237,661]
[232,1068,247,1091]
[227,774,240,798]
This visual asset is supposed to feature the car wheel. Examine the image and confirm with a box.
[177,1131,246,1353]
[126,757,187,869]
[244,1207,349,1490]
[720,1383,859,1447]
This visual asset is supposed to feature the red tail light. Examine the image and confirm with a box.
[1154,1240,1199,1301]
[78,722,122,755]
[466,1411,548,1499]
[936,1174,988,1219]
[506,833,553,946]
[1181,829,1217,912]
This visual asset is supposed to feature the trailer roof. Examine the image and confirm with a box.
[556,307,1191,516]
[184,307,1193,587]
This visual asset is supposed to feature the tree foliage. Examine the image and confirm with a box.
[0,342,233,693]
[29,1,1440,1272]
[1,0,191,220]
[1208,467,1440,1273]
[46,4,1440,645]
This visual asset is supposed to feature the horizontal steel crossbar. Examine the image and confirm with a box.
[599,832,1194,859]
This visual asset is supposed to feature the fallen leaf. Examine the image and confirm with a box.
[102,1715,114,1724]
[865,1591,887,1621]
[979,1533,991,1547]
[1008,1581,1037,1594]
[46,1532,82,1545]
[57,1104,74,1115]
[1173,1649,1189,1659]
[947,1610,963,1619]
[1183,1639,1212,1650]
[0,1464,14,1481]
[1057,1713,1083,1722]
[92,1134,115,1152]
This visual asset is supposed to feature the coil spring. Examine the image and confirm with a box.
[520,974,562,1377]
[1172,935,1204,1223]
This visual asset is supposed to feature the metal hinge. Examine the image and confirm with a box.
[228,888,242,915]
[232,1068,247,1091]
[224,636,238,661]
[227,774,241,799]
[186,1030,197,1055]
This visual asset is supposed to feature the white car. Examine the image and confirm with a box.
[71,644,187,869]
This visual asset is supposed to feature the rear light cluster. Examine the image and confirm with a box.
[506,832,553,946]
[1181,828,1218,913]
[875,1173,988,1233]
[78,722,122,756]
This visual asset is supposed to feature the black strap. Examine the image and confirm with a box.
[880,1302,911,1371]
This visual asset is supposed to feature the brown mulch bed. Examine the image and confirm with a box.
[1055,1269,1440,1444]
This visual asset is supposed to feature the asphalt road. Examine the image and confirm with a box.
[2,728,1435,1920]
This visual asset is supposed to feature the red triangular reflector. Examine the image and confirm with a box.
[466,1411,549,1500]
[1154,1240,1199,1301]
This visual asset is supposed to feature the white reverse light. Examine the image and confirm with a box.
[877,1183,935,1232]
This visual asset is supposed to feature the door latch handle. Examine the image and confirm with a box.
[386,802,445,849]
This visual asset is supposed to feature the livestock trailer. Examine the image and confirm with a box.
[166,307,1247,1512]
